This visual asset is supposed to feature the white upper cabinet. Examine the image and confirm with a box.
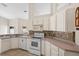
[43,15,50,30]
[50,15,57,31]
[32,15,50,30]
[49,11,66,31]
[32,18,38,25]
[32,17,43,25]
[50,7,75,32]
[56,11,66,31]
[65,8,75,32]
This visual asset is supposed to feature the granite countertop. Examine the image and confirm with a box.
[44,37,79,53]
[0,34,28,39]
[0,34,32,40]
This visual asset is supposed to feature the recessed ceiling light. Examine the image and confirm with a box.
[24,10,27,12]
[0,3,7,7]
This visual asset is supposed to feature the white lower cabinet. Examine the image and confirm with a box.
[59,48,79,56]
[45,41,51,56]
[50,44,58,56]
[41,40,45,55]
[0,37,31,54]
[43,40,64,56]
[1,39,10,53]
[19,38,27,50]
[0,39,1,53]
[10,38,19,49]
[59,48,65,56]
[27,39,31,52]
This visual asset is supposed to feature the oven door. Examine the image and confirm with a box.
[30,38,41,50]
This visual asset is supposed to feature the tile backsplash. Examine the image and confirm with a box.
[44,31,75,42]
[52,31,75,42]
[30,31,75,42]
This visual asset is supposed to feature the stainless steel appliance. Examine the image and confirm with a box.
[30,32,44,56]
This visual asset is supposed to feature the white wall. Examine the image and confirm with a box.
[18,19,32,33]
[29,3,51,18]
[0,16,9,34]
[8,19,19,34]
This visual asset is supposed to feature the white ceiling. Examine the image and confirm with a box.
[0,3,52,20]
[34,3,51,16]
[0,3,29,19]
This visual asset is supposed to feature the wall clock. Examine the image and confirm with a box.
[75,7,79,27]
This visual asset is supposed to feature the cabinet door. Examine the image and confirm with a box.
[66,8,75,32]
[43,17,49,30]
[1,39,10,52]
[56,11,65,31]
[22,39,27,50]
[33,18,38,25]
[11,38,19,49]
[50,44,58,56]
[19,38,27,50]
[41,40,45,55]
[59,48,64,56]
[50,15,57,31]
[45,41,51,56]
[27,39,31,51]
[33,17,43,25]
[0,39,1,53]
[75,31,79,45]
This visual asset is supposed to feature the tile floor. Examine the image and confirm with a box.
[0,49,33,56]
